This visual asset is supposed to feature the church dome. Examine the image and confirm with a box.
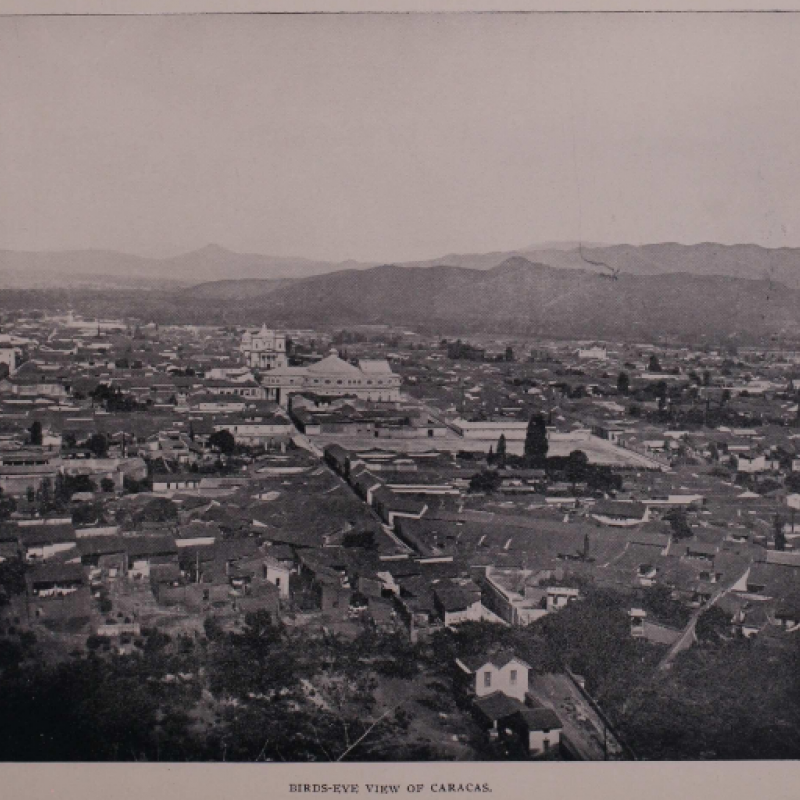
[306,352,362,376]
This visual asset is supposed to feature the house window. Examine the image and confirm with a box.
[510,670,517,685]
[484,671,492,688]
[275,577,281,587]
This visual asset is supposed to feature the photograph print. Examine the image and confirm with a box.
[1,10,799,762]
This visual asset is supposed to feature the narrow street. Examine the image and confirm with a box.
[295,428,416,556]
[528,673,625,761]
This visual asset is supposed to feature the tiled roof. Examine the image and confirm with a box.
[473,692,525,722]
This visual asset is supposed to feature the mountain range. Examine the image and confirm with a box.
[0,244,366,288]
[5,240,800,290]
[223,256,797,341]
[1,242,798,341]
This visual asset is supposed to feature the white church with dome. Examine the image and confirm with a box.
[242,326,401,406]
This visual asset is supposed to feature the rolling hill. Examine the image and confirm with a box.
[0,255,795,342]
[183,277,291,300]
[213,256,800,341]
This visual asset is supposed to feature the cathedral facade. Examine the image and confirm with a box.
[240,325,288,370]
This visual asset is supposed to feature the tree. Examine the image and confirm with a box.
[666,508,693,540]
[565,450,590,491]
[86,433,109,458]
[36,477,52,511]
[203,615,224,642]
[617,372,630,395]
[137,497,178,524]
[57,474,96,500]
[468,470,502,494]
[648,354,662,373]
[0,557,26,606]
[694,605,732,647]
[28,421,43,446]
[208,429,236,456]
[123,474,148,494]
[0,491,14,522]
[72,502,104,527]
[774,514,787,551]
[524,414,549,465]
[496,434,507,464]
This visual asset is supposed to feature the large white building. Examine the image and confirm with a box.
[260,348,402,406]
[577,345,608,361]
[0,341,16,375]
[240,325,288,371]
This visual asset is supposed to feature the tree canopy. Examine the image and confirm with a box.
[524,414,549,465]
[208,429,236,455]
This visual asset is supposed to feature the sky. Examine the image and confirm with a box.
[1,13,799,262]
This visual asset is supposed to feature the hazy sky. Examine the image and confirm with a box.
[1,13,799,262]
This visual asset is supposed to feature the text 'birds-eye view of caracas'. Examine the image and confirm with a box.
[1,12,800,763]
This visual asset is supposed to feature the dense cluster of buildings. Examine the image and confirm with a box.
[5,314,800,757]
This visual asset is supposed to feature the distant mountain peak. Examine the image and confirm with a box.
[492,255,545,272]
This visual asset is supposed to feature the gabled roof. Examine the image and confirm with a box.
[150,563,183,584]
[77,535,127,557]
[17,523,76,546]
[514,707,563,732]
[125,535,178,558]
[28,562,85,584]
[685,541,717,556]
[358,360,393,374]
[763,551,800,567]
[214,538,260,561]
[457,650,531,674]
[152,473,201,485]
[177,521,222,541]
[627,531,670,549]
[267,543,296,562]
[473,692,525,723]
[592,500,647,519]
